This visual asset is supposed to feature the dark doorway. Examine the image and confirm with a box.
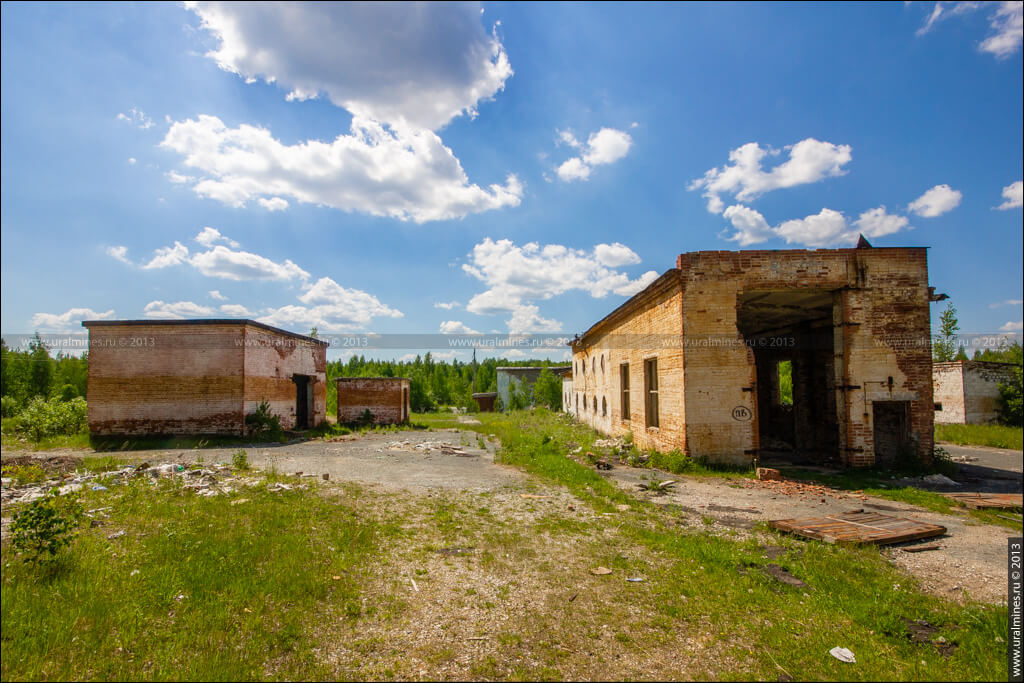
[737,290,839,465]
[402,387,409,423]
[873,401,910,466]
[293,374,312,429]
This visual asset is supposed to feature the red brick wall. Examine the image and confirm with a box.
[337,378,410,424]
[242,325,327,429]
[86,323,245,435]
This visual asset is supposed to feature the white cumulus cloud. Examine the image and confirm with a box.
[143,300,215,319]
[440,320,480,335]
[554,127,632,183]
[257,197,289,212]
[462,238,658,332]
[186,1,512,131]
[106,246,130,264]
[434,301,461,310]
[722,205,912,247]
[195,226,240,248]
[252,276,404,332]
[997,180,1023,210]
[689,138,852,214]
[908,184,962,217]
[190,245,309,281]
[142,241,190,269]
[1000,320,1024,332]
[31,307,115,332]
[219,303,254,317]
[161,114,522,222]
[209,290,227,301]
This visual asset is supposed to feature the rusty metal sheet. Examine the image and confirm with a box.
[941,492,1023,510]
[770,510,946,545]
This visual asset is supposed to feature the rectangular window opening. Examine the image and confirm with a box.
[644,358,659,428]
[777,360,793,406]
[620,363,630,422]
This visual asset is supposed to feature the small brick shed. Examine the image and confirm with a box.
[83,319,328,435]
[336,377,411,425]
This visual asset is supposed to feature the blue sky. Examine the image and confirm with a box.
[2,1,1021,361]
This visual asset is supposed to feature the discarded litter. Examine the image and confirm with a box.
[626,577,645,583]
[91,484,108,491]
[590,566,613,576]
[829,647,856,663]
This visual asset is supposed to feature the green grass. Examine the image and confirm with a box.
[414,408,1009,680]
[1,476,389,681]
[935,423,1022,450]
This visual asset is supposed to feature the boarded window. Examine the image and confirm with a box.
[644,358,659,428]
[620,363,630,421]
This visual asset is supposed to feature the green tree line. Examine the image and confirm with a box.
[325,353,567,414]
[1,335,88,416]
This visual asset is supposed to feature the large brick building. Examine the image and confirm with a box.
[83,319,328,435]
[566,246,936,468]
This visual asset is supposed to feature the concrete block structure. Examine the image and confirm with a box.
[567,246,936,468]
[336,377,411,425]
[933,360,1016,424]
[496,366,571,409]
[83,319,327,435]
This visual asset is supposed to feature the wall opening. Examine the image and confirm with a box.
[402,386,409,423]
[737,290,839,465]
[620,363,630,421]
[293,374,312,429]
[644,358,659,428]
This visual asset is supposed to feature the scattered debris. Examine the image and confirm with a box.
[594,459,614,470]
[829,646,856,663]
[590,566,613,576]
[638,480,675,493]
[626,577,645,583]
[941,492,1023,510]
[519,494,549,499]
[762,563,808,588]
[435,546,474,556]
[456,416,482,425]
[771,511,946,546]
[379,440,477,457]
[901,543,941,553]
[740,478,850,502]
[757,467,782,481]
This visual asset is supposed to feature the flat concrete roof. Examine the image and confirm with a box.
[82,318,328,345]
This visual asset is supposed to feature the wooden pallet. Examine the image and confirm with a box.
[941,492,1023,510]
[770,510,946,545]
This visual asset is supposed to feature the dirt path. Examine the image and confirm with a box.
[601,465,1016,604]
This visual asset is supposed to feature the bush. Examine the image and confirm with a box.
[245,400,282,438]
[14,396,88,441]
[648,448,697,474]
[11,489,84,562]
[57,384,79,402]
[231,449,250,471]
[1,395,21,417]
[997,364,1023,427]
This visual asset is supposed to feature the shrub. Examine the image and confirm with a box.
[14,396,88,441]
[11,489,84,562]
[245,400,282,438]
[232,449,250,471]
[1,395,21,417]
[57,384,79,402]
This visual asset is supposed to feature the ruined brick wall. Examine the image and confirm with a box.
[85,323,245,435]
[562,376,573,413]
[676,248,933,467]
[934,361,1016,424]
[933,361,966,423]
[242,325,327,430]
[571,275,684,453]
[963,362,1015,424]
[337,378,410,424]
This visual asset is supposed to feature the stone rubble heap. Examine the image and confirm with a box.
[378,440,475,457]
[1,462,302,506]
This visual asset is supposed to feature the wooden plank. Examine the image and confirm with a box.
[941,493,1023,510]
[769,511,946,546]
